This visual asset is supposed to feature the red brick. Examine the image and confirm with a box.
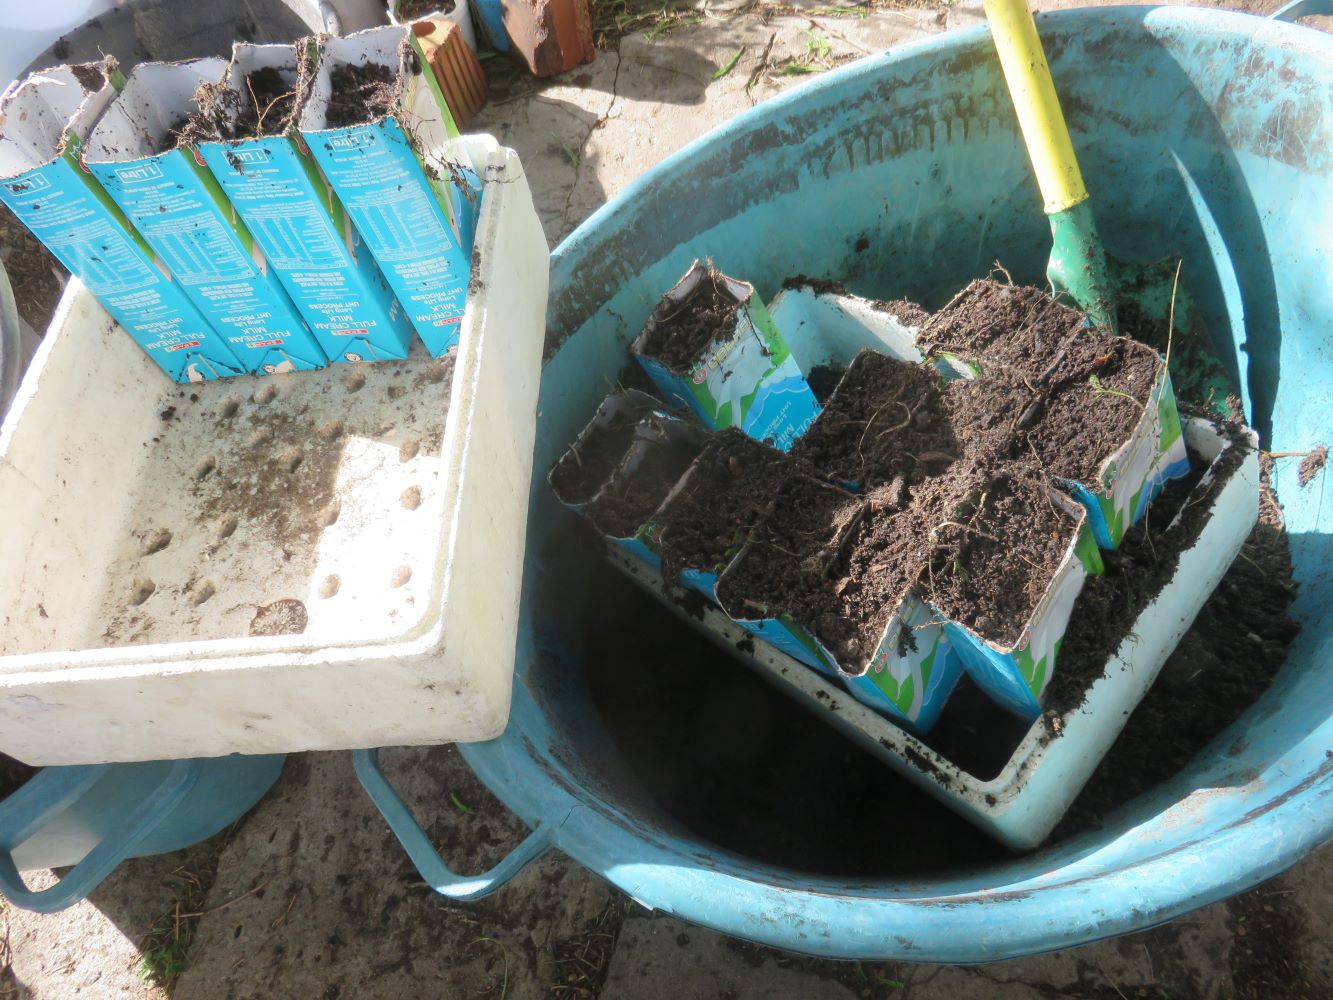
[502,0,595,78]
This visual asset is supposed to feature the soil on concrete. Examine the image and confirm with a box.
[397,0,457,18]
[792,348,956,489]
[921,471,1078,644]
[248,598,308,637]
[0,204,65,332]
[583,425,703,538]
[637,268,741,373]
[549,408,642,505]
[324,63,398,128]
[654,428,793,582]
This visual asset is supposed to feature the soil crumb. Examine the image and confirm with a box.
[249,598,308,637]
[69,60,109,93]
[325,63,398,128]
[1298,445,1328,487]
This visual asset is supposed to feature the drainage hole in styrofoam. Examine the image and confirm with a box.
[319,500,341,527]
[253,383,279,405]
[399,439,420,463]
[140,528,173,555]
[220,395,243,419]
[248,428,274,448]
[129,578,156,606]
[249,599,308,636]
[280,448,304,474]
[194,455,218,481]
[390,565,412,588]
[344,371,367,393]
[189,580,217,607]
[400,485,422,510]
[319,575,341,599]
[317,420,345,441]
[217,514,239,541]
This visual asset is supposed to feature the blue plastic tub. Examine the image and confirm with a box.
[358,3,1333,962]
[0,755,284,913]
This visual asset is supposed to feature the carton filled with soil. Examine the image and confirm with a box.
[921,470,1104,720]
[188,42,417,365]
[0,59,243,383]
[84,58,328,376]
[297,25,481,357]
[548,389,666,508]
[921,278,1188,548]
[631,260,822,452]
[652,428,794,599]
[715,474,864,676]
[792,348,957,490]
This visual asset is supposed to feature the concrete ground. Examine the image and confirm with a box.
[4,0,1332,997]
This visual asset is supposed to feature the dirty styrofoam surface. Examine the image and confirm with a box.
[610,418,1258,849]
[0,138,547,766]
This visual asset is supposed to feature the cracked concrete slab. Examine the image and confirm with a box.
[4,3,1333,998]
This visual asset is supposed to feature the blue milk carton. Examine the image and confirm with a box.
[0,60,242,383]
[192,42,415,364]
[84,59,327,375]
[297,26,481,357]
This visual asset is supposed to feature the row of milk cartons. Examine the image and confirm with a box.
[0,26,481,383]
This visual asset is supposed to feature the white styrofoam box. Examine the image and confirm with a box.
[609,418,1258,849]
[0,137,547,765]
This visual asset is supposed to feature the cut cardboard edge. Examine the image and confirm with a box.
[605,416,1258,849]
[0,62,118,177]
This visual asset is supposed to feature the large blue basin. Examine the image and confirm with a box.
[457,5,1332,961]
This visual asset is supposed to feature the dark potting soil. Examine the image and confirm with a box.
[637,269,741,373]
[583,431,703,539]
[805,364,844,405]
[654,429,793,583]
[919,278,1086,379]
[714,475,864,622]
[1021,334,1163,485]
[0,203,65,332]
[549,410,642,506]
[940,368,1032,472]
[792,349,956,489]
[325,63,398,128]
[781,274,848,297]
[582,557,1009,875]
[398,0,457,17]
[156,116,193,154]
[922,471,1079,645]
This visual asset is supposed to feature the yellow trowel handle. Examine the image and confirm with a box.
[982,0,1088,215]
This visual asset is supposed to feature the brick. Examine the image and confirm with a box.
[502,0,595,78]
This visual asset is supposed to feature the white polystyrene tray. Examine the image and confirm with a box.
[610,417,1258,849]
[0,138,548,765]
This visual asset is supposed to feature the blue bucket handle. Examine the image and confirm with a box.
[0,760,198,914]
[1271,0,1333,20]
[353,748,551,901]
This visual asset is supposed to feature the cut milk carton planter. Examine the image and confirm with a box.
[632,261,822,453]
[924,475,1105,721]
[1045,356,1189,549]
[0,61,242,384]
[549,391,706,571]
[651,428,792,602]
[299,26,481,357]
[192,43,416,365]
[0,137,547,765]
[84,59,327,376]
